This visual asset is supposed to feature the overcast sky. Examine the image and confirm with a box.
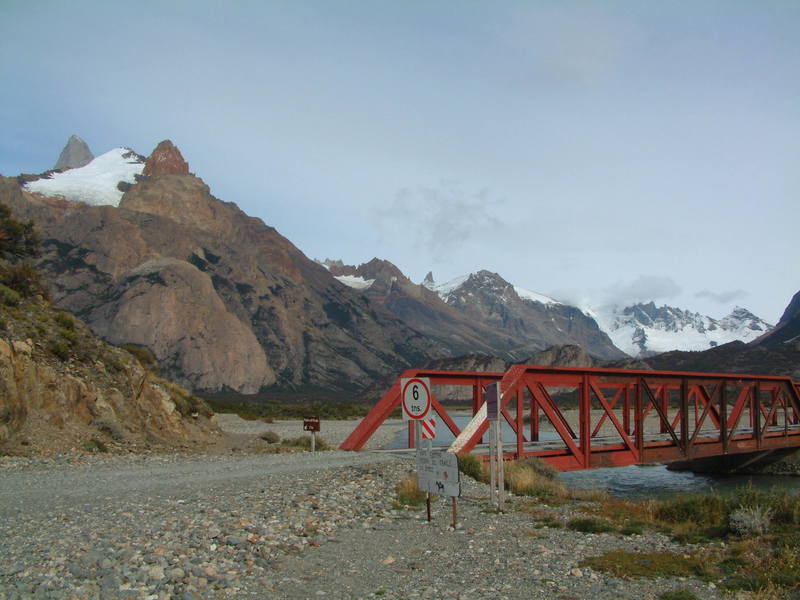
[1,1,797,322]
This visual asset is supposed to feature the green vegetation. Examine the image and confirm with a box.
[566,517,614,533]
[81,438,108,453]
[53,311,75,330]
[658,591,699,600]
[120,343,157,368]
[150,375,213,418]
[259,430,280,444]
[579,486,800,595]
[281,435,332,451]
[457,453,484,481]
[204,395,370,421]
[395,474,428,508]
[581,549,711,579]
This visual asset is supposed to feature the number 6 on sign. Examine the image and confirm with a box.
[400,377,432,421]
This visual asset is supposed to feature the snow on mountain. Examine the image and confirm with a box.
[430,271,560,306]
[590,302,773,357]
[24,147,145,206]
[333,274,375,290]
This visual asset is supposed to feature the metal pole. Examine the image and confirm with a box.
[311,431,316,453]
[452,497,457,529]
[425,435,432,522]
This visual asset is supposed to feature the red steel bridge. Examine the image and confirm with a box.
[340,365,800,471]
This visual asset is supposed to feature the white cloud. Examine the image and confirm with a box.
[694,289,748,304]
[605,275,682,305]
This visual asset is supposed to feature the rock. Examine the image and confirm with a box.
[142,140,189,176]
[54,135,94,170]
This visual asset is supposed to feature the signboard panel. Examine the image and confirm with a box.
[420,418,436,440]
[401,377,432,421]
[416,446,460,497]
[484,381,500,421]
[303,417,320,432]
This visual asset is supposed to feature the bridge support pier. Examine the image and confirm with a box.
[668,448,800,475]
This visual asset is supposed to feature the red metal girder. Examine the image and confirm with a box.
[529,382,582,460]
[641,378,683,452]
[590,386,624,438]
[688,383,722,450]
[696,383,722,429]
[726,383,753,434]
[339,378,403,450]
[589,381,639,461]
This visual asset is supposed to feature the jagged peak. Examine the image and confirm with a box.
[53,134,94,170]
[142,140,189,176]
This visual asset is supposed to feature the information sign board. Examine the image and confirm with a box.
[416,446,461,497]
[484,381,500,421]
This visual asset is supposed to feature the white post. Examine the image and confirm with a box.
[489,421,497,507]
[311,431,316,453]
[496,420,505,510]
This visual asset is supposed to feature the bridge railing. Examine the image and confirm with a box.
[342,365,800,471]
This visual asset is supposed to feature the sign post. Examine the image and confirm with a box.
[484,382,504,510]
[303,416,320,452]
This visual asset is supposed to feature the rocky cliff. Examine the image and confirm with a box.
[4,141,444,395]
[0,294,218,455]
[53,135,94,170]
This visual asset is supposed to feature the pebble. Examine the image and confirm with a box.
[0,450,725,599]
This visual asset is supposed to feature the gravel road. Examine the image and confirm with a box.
[0,417,725,600]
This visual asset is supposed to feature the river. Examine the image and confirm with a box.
[388,415,800,499]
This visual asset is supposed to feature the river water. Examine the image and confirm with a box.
[389,415,800,500]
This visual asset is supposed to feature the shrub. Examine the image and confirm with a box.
[396,474,426,506]
[659,591,699,600]
[93,417,126,443]
[504,461,567,501]
[281,435,331,451]
[655,492,728,528]
[81,438,108,453]
[566,517,614,533]
[48,339,70,361]
[120,343,156,368]
[0,283,20,307]
[580,550,711,579]
[259,430,280,444]
[729,505,773,537]
[0,262,46,298]
[53,311,75,330]
[458,453,485,482]
[515,456,559,480]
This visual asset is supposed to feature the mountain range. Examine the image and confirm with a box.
[3,135,792,398]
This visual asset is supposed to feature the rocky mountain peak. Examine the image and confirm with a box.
[142,140,189,176]
[423,271,435,289]
[355,258,407,283]
[53,135,94,170]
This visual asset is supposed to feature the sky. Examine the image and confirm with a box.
[1,1,798,323]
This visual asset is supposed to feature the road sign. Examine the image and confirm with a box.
[416,446,460,497]
[420,418,436,440]
[303,417,320,432]
[484,381,500,421]
[401,377,432,421]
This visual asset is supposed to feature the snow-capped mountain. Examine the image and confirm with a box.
[590,302,773,357]
[24,147,145,206]
[431,271,561,307]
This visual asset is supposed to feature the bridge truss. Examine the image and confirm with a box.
[340,365,800,471]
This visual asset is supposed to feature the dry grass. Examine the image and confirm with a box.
[395,474,427,507]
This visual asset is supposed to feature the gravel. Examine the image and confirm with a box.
[0,418,725,599]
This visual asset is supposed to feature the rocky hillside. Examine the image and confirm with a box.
[323,260,626,362]
[5,140,444,395]
[646,290,800,380]
[0,284,218,456]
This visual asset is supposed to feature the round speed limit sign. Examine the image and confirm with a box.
[400,377,432,421]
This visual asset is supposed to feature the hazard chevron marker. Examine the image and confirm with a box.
[420,418,436,440]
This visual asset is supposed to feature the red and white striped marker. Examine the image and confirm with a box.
[420,418,436,440]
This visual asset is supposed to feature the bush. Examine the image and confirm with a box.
[566,517,614,533]
[659,590,699,600]
[458,453,485,482]
[48,339,70,361]
[93,417,126,443]
[396,474,427,506]
[150,375,213,418]
[504,461,567,501]
[0,262,46,298]
[81,438,108,453]
[729,505,773,537]
[259,430,280,444]
[53,311,75,330]
[0,283,20,307]
[121,343,156,368]
[281,435,331,451]
[655,492,728,528]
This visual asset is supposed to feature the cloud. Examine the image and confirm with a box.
[605,275,682,305]
[694,289,748,304]
[376,181,506,255]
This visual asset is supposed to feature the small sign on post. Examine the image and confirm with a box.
[401,377,432,421]
[303,416,320,452]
